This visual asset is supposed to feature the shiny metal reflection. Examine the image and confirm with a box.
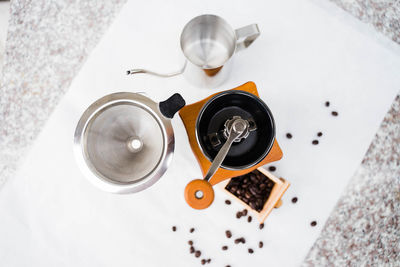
[74,92,175,194]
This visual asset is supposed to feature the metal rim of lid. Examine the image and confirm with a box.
[195,90,276,170]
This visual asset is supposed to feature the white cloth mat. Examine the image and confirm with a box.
[1,0,400,266]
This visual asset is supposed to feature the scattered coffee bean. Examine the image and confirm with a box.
[172,226,177,232]
[311,221,317,227]
[190,246,195,253]
[225,230,232,238]
[331,111,338,116]
[190,228,195,233]
[207,259,211,263]
[195,251,201,257]
[234,237,245,244]
[259,241,263,248]
[188,240,193,246]
[317,132,323,137]
[226,170,275,212]
[225,199,231,205]
[222,245,228,251]
[286,133,293,139]
[226,265,231,267]
[259,223,264,230]
[325,101,330,107]
[247,216,252,223]
[268,166,276,172]
[201,259,206,265]
[248,248,254,254]
[312,140,319,145]
[291,197,298,203]
[236,211,243,219]
[242,209,248,216]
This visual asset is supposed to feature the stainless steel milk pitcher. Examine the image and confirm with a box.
[127,14,260,87]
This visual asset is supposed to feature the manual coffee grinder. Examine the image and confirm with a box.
[179,82,290,222]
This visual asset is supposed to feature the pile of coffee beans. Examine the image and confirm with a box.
[225,169,275,212]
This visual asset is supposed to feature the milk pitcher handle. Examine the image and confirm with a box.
[235,24,260,51]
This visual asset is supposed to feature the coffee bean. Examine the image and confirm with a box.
[172,226,177,232]
[247,216,252,223]
[325,101,330,107]
[317,132,323,137]
[248,248,254,254]
[190,228,195,233]
[311,221,317,227]
[195,251,201,257]
[222,245,228,250]
[259,241,263,248]
[234,237,245,244]
[292,197,298,203]
[268,166,276,172]
[226,265,231,267]
[256,199,263,208]
[242,209,248,216]
[249,187,258,196]
[236,211,242,219]
[331,111,338,116]
[312,140,319,145]
[207,259,211,263]
[225,199,231,205]
[188,240,193,245]
[286,133,293,139]
[250,175,258,183]
[201,259,206,265]
[190,246,195,253]
[259,223,264,230]
[225,230,232,238]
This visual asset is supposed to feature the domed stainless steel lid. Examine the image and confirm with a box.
[74,92,185,194]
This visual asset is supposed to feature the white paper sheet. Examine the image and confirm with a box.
[1,0,400,266]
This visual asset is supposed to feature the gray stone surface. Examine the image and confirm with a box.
[330,0,400,44]
[0,0,399,265]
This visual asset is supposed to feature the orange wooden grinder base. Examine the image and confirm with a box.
[179,82,283,209]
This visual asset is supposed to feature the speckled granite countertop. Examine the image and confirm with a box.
[0,0,399,265]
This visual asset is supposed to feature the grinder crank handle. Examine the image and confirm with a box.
[203,129,242,181]
[184,120,246,210]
